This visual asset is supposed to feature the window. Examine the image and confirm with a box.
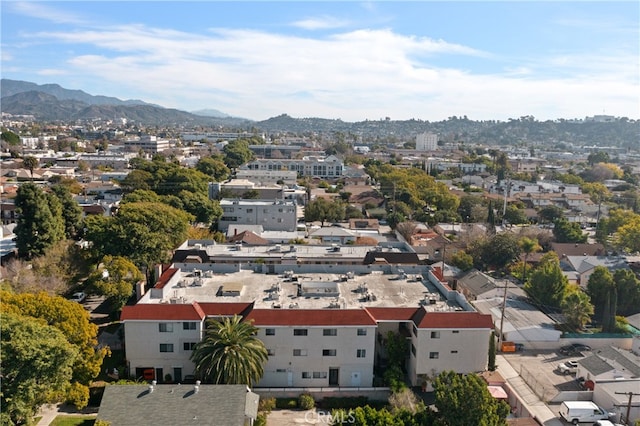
[265,328,276,336]
[182,322,196,330]
[159,323,173,333]
[430,331,440,339]
[323,329,337,336]
[412,325,418,336]
[267,349,275,356]
[302,372,311,379]
[451,350,458,354]
[313,372,327,379]
[356,349,366,358]
[247,209,253,213]
[293,349,307,356]
[322,349,337,357]
[357,328,367,336]
[429,352,439,359]
[293,329,308,336]
[452,330,460,334]
[183,342,196,351]
[411,344,417,357]
[159,343,174,353]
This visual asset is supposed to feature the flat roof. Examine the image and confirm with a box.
[138,269,464,312]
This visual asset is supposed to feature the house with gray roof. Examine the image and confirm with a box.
[561,256,629,287]
[97,384,259,426]
[576,346,640,382]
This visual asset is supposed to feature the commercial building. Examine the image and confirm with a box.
[218,199,297,233]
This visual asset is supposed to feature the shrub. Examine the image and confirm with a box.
[258,397,276,413]
[66,382,89,409]
[298,393,315,410]
[275,398,298,409]
[254,413,267,426]
[320,396,368,409]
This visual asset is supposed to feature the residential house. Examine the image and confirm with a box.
[218,199,297,233]
[561,256,629,287]
[97,384,259,426]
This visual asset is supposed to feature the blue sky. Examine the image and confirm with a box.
[2,1,639,121]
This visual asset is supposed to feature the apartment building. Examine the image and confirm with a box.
[124,135,170,153]
[415,132,438,151]
[241,155,344,179]
[120,254,494,388]
[218,199,297,233]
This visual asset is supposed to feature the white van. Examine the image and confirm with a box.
[559,401,614,424]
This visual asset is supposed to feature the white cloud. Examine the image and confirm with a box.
[37,69,68,76]
[291,16,351,30]
[19,22,640,121]
[7,2,87,25]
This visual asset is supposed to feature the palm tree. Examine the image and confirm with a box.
[518,237,541,283]
[22,156,38,181]
[190,315,267,386]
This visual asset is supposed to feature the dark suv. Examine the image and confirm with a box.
[559,343,591,356]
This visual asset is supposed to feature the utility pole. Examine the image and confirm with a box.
[497,282,509,349]
[615,391,640,425]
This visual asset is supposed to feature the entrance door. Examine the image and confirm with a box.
[351,372,361,387]
[173,367,182,383]
[155,368,163,383]
[329,368,339,386]
[287,371,293,387]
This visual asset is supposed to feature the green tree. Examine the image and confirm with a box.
[1,290,108,408]
[176,190,223,224]
[553,218,587,243]
[488,331,497,371]
[468,233,520,272]
[503,205,528,225]
[121,189,161,204]
[120,169,154,193]
[586,266,617,331]
[486,200,496,234]
[1,130,20,145]
[196,156,230,182]
[14,183,65,259]
[22,156,39,180]
[304,197,346,225]
[87,255,144,310]
[518,237,541,283]
[223,140,254,169]
[51,184,83,239]
[434,371,509,426]
[614,217,640,253]
[524,252,568,308]
[537,205,564,224]
[450,250,474,272]
[587,151,610,166]
[191,315,267,386]
[1,312,77,425]
[84,202,193,271]
[561,287,594,331]
[613,269,640,316]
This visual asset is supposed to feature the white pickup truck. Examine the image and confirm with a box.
[557,360,578,375]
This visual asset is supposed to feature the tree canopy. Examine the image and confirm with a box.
[86,255,144,309]
[83,201,193,270]
[523,252,568,309]
[14,182,65,259]
[434,371,510,426]
[553,218,587,243]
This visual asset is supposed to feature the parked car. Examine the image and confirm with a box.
[557,360,579,375]
[560,343,591,356]
[559,401,613,424]
[69,292,86,303]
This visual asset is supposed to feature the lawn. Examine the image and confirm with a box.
[49,415,96,426]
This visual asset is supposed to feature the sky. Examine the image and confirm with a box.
[1,1,639,122]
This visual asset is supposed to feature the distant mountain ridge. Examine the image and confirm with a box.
[1,79,153,107]
[1,79,637,148]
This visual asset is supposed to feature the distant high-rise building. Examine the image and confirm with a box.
[416,132,438,151]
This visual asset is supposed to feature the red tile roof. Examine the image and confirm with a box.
[244,308,377,326]
[153,268,179,289]
[412,310,493,329]
[120,302,206,321]
[365,307,419,321]
[199,302,254,317]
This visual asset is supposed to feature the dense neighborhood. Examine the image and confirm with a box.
[1,85,640,426]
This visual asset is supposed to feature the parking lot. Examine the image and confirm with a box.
[502,349,584,401]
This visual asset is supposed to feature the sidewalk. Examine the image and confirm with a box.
[496,355,564,426]
[36,403,98,426]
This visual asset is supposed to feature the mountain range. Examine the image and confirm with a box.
[1,79,637,148]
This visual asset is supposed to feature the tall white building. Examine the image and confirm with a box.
[416,132,438,151]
